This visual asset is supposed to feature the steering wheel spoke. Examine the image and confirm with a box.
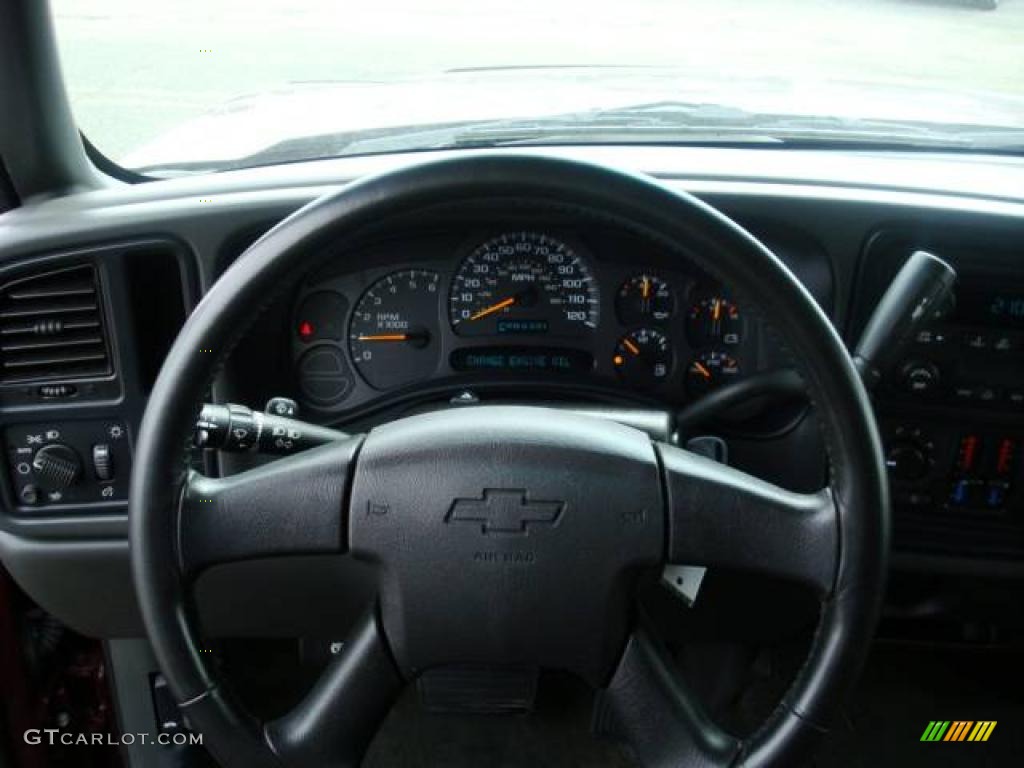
[264,609,402,768]
[596,628,741,768]
[657,441,839,595]
[178,436,364,576]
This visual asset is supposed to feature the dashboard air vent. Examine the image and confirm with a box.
[0,264,112,384]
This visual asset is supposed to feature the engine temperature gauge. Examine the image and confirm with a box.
[687,297,742,347]
[613,328,673,389]
[686,349,740,397]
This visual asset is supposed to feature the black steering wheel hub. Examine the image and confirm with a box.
[349,406,663,685]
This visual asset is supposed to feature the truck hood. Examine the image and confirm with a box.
[124,67,1024,171]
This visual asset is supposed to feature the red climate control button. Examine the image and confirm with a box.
[995,437,1018,478]
[956,434,981,474]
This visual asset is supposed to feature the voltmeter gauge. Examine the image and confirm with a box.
[613,328,673,389]
[616,274,674,325]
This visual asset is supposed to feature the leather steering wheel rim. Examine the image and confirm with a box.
[130,154,889,768]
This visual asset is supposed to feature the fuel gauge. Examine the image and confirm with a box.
[613,328,673,389]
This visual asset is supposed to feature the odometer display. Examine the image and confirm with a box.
[449,232,599,337]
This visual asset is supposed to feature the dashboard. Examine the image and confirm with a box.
[0,145,1022,640]
[289,223,765,417]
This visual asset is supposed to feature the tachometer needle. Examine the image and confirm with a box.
[469,296,516,321]
[693,362,713,379]
[356,334,410,341]
[623,338,641,356]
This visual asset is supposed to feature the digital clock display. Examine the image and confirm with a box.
[989,294,1024,322]
[957,286,1024,329]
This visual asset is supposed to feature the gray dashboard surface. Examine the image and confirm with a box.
[1,145,1022,637]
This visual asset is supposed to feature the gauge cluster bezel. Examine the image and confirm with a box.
[289,217,763,419]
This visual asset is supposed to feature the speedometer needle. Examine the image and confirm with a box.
[468,296,516,321]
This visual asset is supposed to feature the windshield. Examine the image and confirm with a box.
[52,0,1024,175]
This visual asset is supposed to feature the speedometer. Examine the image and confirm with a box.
[449,232,599,337]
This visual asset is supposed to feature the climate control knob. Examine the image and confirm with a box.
[31,443,82,491]
[885,441,931,481]
[900,360,940,395]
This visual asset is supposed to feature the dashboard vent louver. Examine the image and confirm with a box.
[0,264,112,384]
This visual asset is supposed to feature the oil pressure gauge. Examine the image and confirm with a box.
[686,349,741,397]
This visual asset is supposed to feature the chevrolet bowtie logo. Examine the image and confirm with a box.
[446,489,564,535]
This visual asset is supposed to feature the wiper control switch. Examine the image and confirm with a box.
[195,402,345,455]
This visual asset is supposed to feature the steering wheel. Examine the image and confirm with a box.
[130,155,889,768]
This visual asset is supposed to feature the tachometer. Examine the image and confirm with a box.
[349,270,441,390]
[449,232,599,337]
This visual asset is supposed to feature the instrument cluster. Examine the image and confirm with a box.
[291,229,758,414]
